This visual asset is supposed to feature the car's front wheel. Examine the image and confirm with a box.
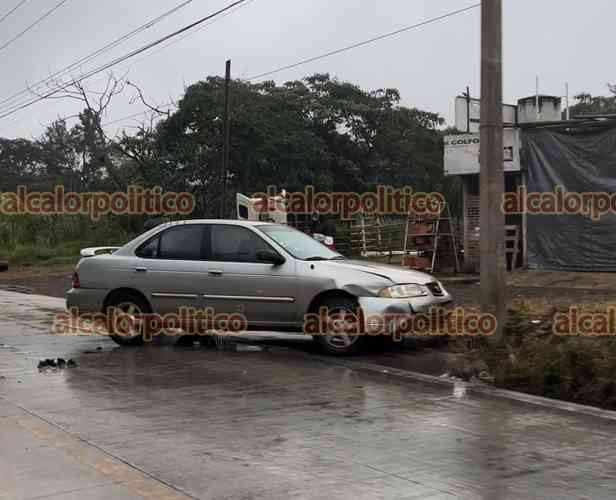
[313,296,380,356]
[106,293,151,347]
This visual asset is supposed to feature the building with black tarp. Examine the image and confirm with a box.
[444,94,616,272]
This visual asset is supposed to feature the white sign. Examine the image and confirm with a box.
[455,96,517,133]
[444,130,521,176]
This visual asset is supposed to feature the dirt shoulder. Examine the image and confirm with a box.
[0,264,73,298]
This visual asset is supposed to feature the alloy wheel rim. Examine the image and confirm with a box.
[114,302,144,339]
[323,307,360,350]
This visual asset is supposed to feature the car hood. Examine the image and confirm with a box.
[319,259,437,285]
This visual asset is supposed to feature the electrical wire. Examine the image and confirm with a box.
[104,1,476,130]
[247,3,481,81]
[0,0,29,26]
[4,1,476,131]
[0,0,194,112]
[0,0,69,53]
[127,0,255,69]
[0,0,247,120]
[5,0,255,129]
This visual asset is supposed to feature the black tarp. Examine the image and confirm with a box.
[523,122,616,271]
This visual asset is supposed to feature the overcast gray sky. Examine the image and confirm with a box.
[0,0,612,139]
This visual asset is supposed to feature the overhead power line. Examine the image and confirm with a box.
[104,2,479,130]
[0,0,247,120]
[0,0,194,112]
[0,0,69,54]
[0,0,29,26]
[10,0,255,130]
[248,3,481,81]
[128,0,255,69]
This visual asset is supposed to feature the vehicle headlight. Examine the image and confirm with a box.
[378,284,428,299]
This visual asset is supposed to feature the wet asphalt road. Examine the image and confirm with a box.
[1,292,616,500]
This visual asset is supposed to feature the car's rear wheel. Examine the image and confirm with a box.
[313,296,380,356]
[106,293,150,347]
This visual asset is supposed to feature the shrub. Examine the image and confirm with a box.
[483,302,616,410]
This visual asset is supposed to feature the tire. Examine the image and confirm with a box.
[106,293,151,347]
[313,296,379,356]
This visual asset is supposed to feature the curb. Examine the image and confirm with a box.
[318,357,616,422]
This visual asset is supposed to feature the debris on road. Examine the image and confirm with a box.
[37,359,57,370]
[37,357,77,371]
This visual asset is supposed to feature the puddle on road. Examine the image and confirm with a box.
[453,382,468,399]
[211,336,266,352]
[179,335,267,353]
[0,344,19,352]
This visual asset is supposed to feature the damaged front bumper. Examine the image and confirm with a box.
[357,289,453,338]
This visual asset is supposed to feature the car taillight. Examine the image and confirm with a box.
[72,271,81,289]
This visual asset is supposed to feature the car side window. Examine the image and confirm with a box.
[158,225,205,260]
[136,236,160,259]
[209,225,274,263]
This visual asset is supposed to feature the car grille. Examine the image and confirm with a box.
[426,282,444,297]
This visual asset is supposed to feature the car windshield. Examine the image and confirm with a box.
[257,225,344,261]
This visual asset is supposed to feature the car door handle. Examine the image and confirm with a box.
[134,267,148,273]
[208,270,223,276]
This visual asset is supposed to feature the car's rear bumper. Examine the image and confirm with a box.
[66,288,108,314]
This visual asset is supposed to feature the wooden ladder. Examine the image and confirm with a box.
[403,202,460,273]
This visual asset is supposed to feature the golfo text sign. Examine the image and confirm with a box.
[444,130,520,176]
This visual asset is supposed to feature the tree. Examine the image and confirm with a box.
[32,73,127,190]
[153,73,448,217]
[567,85,616,117]
[0,137,41,191]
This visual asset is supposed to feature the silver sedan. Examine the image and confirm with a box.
[67,220,452,355]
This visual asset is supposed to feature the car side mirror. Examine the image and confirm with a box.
[257,250,285,266]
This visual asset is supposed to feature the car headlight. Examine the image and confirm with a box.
[378,284,428,299]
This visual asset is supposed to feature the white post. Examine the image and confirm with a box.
[536,75,541,121]
[565,82,570,120]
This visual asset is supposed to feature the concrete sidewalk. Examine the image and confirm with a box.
[0,404,190,500]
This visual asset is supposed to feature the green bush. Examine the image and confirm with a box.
[0,214,137,265]
[483,304,616,410]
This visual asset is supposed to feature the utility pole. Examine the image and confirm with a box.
[480,0,506,341]
[220,59,231,219]
[463,86,472,133]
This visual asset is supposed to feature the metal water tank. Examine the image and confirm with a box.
[517,95,562,123]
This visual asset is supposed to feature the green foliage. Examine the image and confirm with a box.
[483,304,616,410]
[155,74,448,216]
[0,73,452,258]
[0,214,137,264]
[567,85,616,117]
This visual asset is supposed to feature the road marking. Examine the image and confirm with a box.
[2,400,195,500]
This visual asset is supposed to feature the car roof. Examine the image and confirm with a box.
[157,219,282,228]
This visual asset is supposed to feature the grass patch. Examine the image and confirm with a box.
[482,301,616,410]
[0,240,125,266]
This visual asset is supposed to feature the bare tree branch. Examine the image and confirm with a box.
[126,80,170,118]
